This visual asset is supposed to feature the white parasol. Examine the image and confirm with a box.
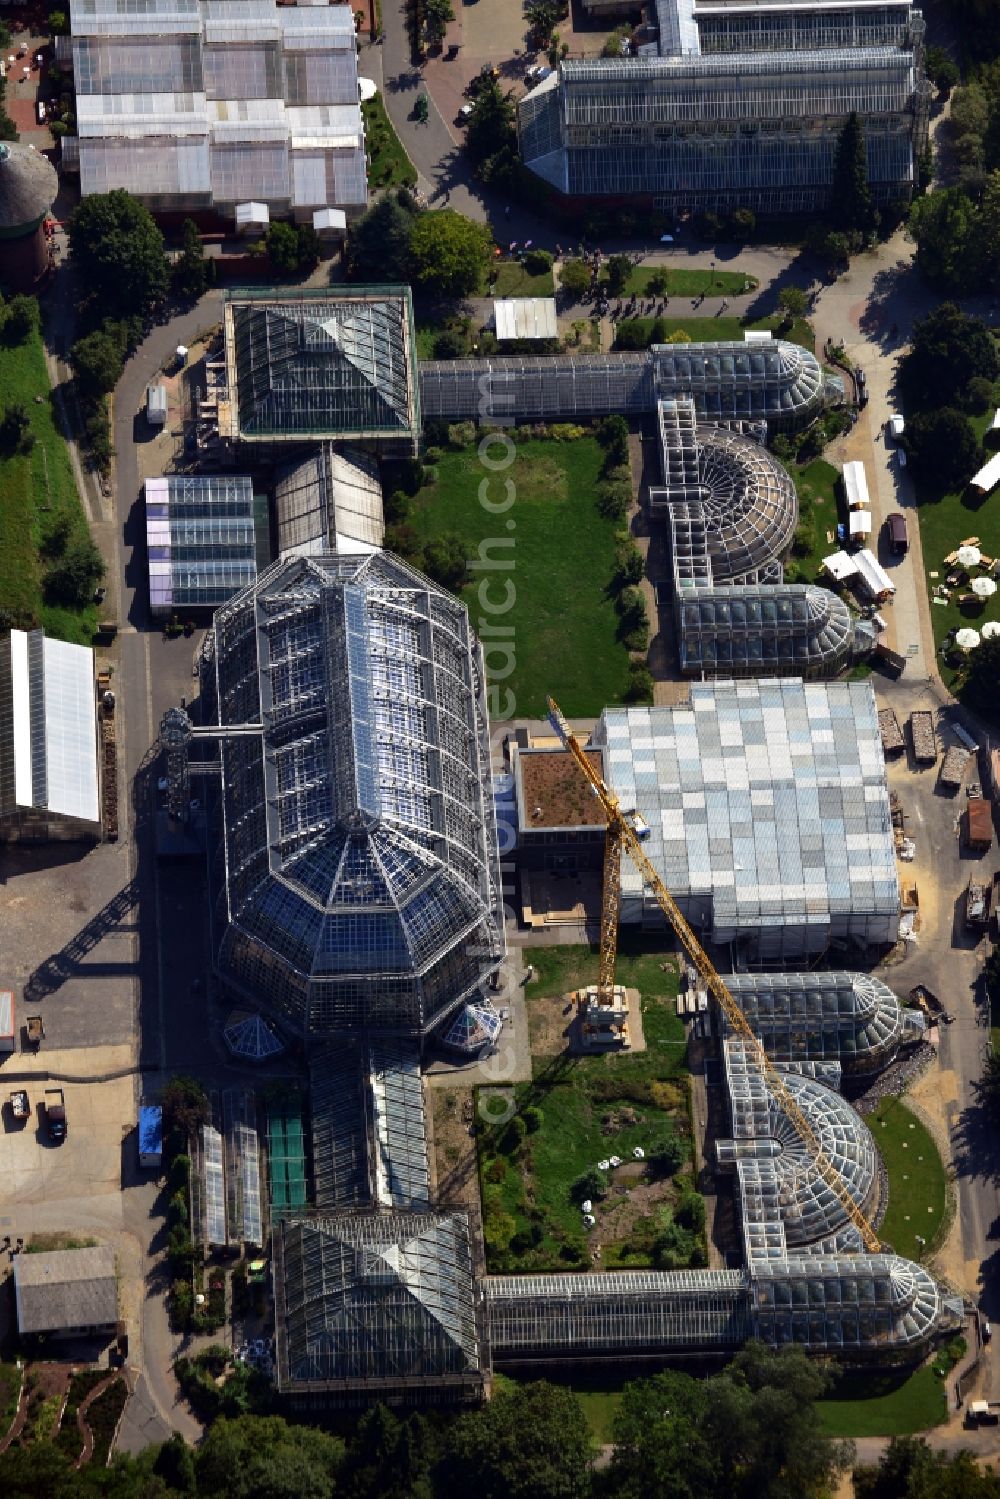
[955,627,982,651]
[973,575,997,597]
[958,545,982,569]
[982,620,1000,640]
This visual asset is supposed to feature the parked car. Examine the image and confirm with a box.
[984,1319,993,1342]
[888,412,905,440]
[885,512,908,555]
[457,103,473,120]
[896,447,907,469]
[37,99,46,123]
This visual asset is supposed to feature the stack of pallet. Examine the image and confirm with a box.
[939,744,971,790]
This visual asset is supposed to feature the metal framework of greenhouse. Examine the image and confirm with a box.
[676,584,874,677]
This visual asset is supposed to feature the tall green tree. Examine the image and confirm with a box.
[424,0,454,44]
[408,209,492,299]
[465,79,518,185]
[347,194,416,283]
[900,302,999,411]
[440,1382,594,1499]
[830,112,876,233]
[962,635,1000,729]
[68,190,169,322]
[908,186,979,289]
[196,1415,344,1499]
[905,407,980,488]
[173,219,212,301]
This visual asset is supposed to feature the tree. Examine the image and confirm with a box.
[924,45,960,97]
[44,534,104,607]
[830,112,876,233]
[465,79,518,184]
[266,220,301,274]
[647,268,670,296]
[606,1369,719,1499]
[441,1382,593,1499]
[47,10,70,34]
[597,413,629,466]
[433,329,467,359]
[777,285,809,322]
[558,259,591,299]
[962,636,1000,728]
[197,1415,344,1499]
[606,253,632,296]
[161,1075,210,1143]
[422,532,469,591]
[153,1434,197,1494]
[348,195,416,283]
[425,0,454,44]
[173,218,211,301]
[905,407,979,489]
[729,206,756,241]
[900,303,999,411]
[908,186,979,290]
[68,190,169,321]
[296,223,322,271]
[71,327,126,397]
[570,1166,609,1203]
[647,1133,685,1178]
[0,402,32,454]
[4,294,39,342]
[408,210,492,299]
[853,1436,1000,1499]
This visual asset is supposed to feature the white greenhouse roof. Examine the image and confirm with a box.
[494,298,558,341]
[591,679,899,946]
[971,451,1000,493]
[5,629,99,824]
[313,207,347,232]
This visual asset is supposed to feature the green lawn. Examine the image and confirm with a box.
[914,392,1000,691]
[817,1365,947,1437]
[871,1097,948,1261]
[488,261,556,297]
[597,264,754,298]
[0,327,97,644]
[613,314,815,353]
[407,435,634,716]
[783,458,840,586]
[0,1362,21,1438]
[362,93,417,190]
[478,942,694,1273]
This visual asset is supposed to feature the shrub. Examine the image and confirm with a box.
[501,1113,528,1153]
[522,1105,544,1133]
[168,1190,189,1227]
[523,248,553,275]
[597,480,630,522]
[613,537,644,589]
[675,1191,705,1233]
[434,329,467,359]
[647,1133,685,1177]
[964,375,995,415]
[571,1166,609,1204]
[4,295,39,342]
[169,1153,191,1194]
[550,422,587,441]
[385,489,411,525]
[615,320,650,351]
[558,259,591,298]
[447,420,477,448]
[650,316,667,344]
[647,269,669,297]
[623,662,654,702]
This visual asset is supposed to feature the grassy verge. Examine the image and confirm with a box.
[0,327,97,645]
[362,93,417,190]
[477,943,696,1273]
[871,1097,947,1261]
[817,1365,947,1437]
[914,391,1000,691]
[613,314,814,353]
[407,434,634,716]
[0,1362,22,1439]
[598,265,754,298]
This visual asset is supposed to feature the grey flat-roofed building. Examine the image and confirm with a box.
[0,629,100,841]
[14,1244,117,1336]
[222,288,420,452]
[273,1211,483,1405]
[589,679,899,959]
[275,445,384,558]
[68,0,367,220]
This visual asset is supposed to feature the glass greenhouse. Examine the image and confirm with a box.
[144,474,258,617]
[273,1211,484,1402]
[223,288,420,450]
[677,585,874,677]
[69,0,367,217]
[223,1011,284,1061]
[483,1256,962,1361]
[275,445,384,558]
[589,680,900,958]
[419,339,827,430]
[438,999,503,1054]
[209,550,504,1039]
[724,971,925,1077]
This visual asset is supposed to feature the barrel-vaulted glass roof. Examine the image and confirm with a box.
[677,584,867,677]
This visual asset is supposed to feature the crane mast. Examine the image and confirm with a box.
[546,696,881,1255]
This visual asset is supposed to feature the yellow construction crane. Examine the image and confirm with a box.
[546,695,882,1255]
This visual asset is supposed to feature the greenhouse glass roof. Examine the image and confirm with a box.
[590,679,900,954]
[677,585,865,677]
[224,288,419,444]
[211,551,503,1037]
[223,1012,284,1060]
[438,1000,503,1054]
[275,445,384,557]
[145,474,257,616]
[725,970,924,1074]
[274,1211,482,1392]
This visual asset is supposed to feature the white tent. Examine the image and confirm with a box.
[842,460,871,511]
[854,548,896,599]
[849,509,872,537]
[982,621,1000,639]
[823,550,858,582]
[494,298,558,340]
[971,452,1000,493]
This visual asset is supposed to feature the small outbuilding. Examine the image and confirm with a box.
[14,1244,117,1339]
[146,383,167,428]
[0,990,13,1053]
[494,297,558,341]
